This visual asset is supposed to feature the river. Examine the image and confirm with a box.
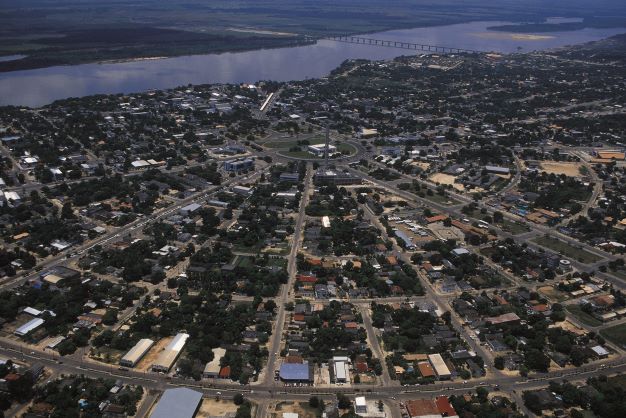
[0,20,624,107]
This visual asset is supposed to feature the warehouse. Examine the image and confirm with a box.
[279,363,312,383]
[334,360,348,383]
[203,347,226,378]
[150,387,203,418]
[152,333,189,373]
[15,318,45,337]
[394,229,416,250]
[428,354,451,380]
[120,338,155,368]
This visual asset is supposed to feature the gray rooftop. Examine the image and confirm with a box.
[150,388,203,418]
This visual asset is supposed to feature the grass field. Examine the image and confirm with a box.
[497,219,530,235]
[422,192,460,206]
[600,323,626,348]
[566,304,603,327]
[533,236,601,264]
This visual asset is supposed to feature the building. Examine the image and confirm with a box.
[15,318,45,337]
[279,172,300,183]
[203,348,226,378]
[149,388,202,418]
[484,165,510,175]
[279,363,312,383]
[152,333,189,372]
[417,361,435,378]
[355,397,367,414]
[224,158,254,172]
[232,185,253,196]
[434,397,458,418]
[313,169,362,186]
[485,312,521,327]
[308,143,337,157]
[405,399,440,418]
[394,229,415,250]
[590,345,609,359]
[321,216,331,228]
[428,354,451,380]
[120,338,154,368]
[334,360,349,383]
[179,203,202,216]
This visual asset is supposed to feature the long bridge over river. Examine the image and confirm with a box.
[319,35,483,54]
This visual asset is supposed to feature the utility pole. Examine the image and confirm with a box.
[324,125,331,167]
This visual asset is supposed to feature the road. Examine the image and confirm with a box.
[559,150,603,226]
[358,305,394,386]
[350,164,626,291]
[0,167,270,292]
[263,164,313,385]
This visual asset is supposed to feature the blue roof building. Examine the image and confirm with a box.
[279,363,311,382]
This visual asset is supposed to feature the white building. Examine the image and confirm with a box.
[355,397,368,414]
[308,143,337,157]
[152,333,189,372]
[120,338,155,368]
[15,318,45,337]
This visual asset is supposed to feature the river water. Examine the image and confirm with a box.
[0,20,624,107]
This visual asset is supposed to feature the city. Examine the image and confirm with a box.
[0,14,626,418]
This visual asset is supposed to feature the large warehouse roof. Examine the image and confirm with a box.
[150,388,202,418]
[279,363,310,381]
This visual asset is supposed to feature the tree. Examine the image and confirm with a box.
[61,202,75,219]
[337,394,351,409]
[57,339,77,356]
[309,396,320,408]
[102,309,118,326]
[234,393,245,405]
[494,356,505,370]
[235,402,252,418]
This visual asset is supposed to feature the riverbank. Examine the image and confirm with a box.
[0,28,314,73]
[1,22,625,108]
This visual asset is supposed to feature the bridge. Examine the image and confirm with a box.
[323,35,482,54]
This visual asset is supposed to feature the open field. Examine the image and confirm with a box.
[532,236,602,264]
[272,401,318,418]
[496,219,531,235]
[538,161,584,177]
[429,173,465,191]
[197,399,239,418]
[566,304,603,327]
[550,320,587,336]
[135,336,173,372]
[600,323,626,348]
[263,137,326,149]
[422,192,460,206]
[538,285,568,302]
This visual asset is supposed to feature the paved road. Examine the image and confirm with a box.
[358,305,394,386]
[350,164,626,290]
[263,164,313,385]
